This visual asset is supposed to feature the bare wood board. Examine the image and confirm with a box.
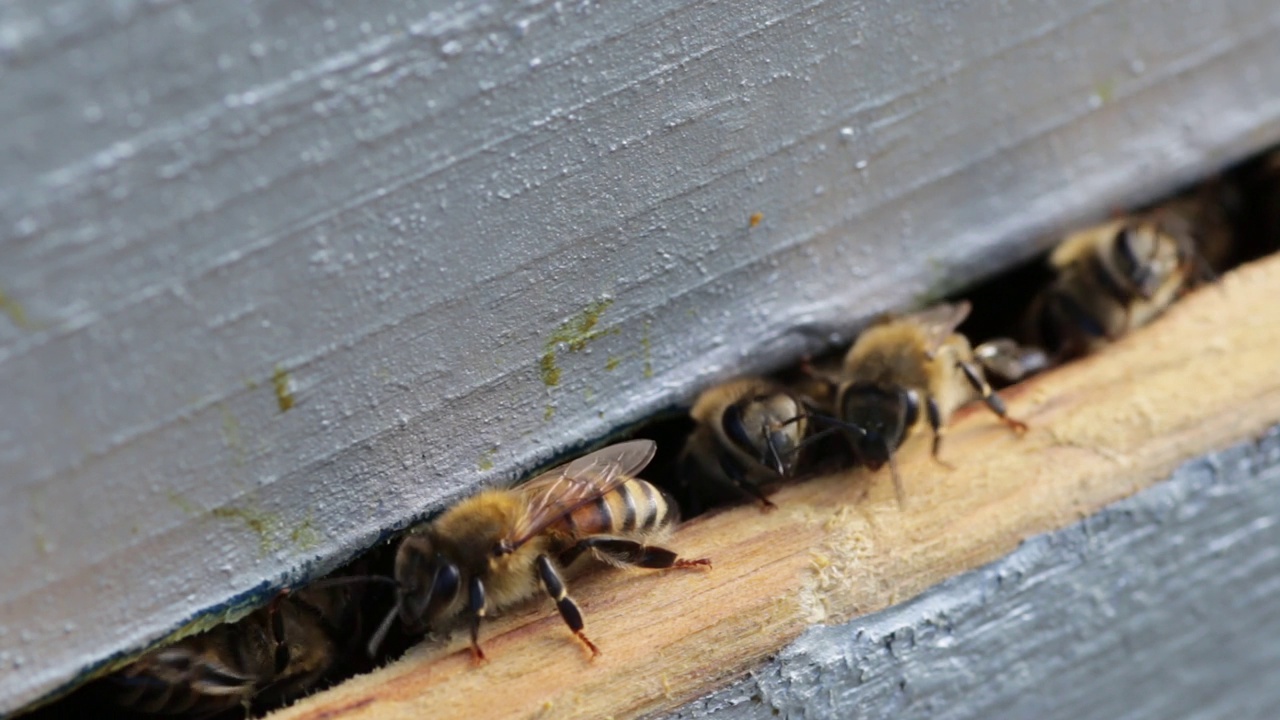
[271,252,1280,720]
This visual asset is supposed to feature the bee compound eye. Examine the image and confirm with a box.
[721,403,756,452]
[427,563,461,616]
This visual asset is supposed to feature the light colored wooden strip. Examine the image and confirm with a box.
[271,252,1280,720]
[670,426,1280,719]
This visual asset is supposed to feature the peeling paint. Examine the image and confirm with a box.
[539,298,617,387]
[272,366,295,412]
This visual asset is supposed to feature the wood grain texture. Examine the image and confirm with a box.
[7,0,1280,711]
[266,253,1280,719]
[668,426,1280,719]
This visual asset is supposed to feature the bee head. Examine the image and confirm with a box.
[723,392,807,476]
[1113,221,1186,300]
[838,382,914,469]
[393,533,460,631]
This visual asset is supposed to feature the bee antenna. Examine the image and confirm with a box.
[783,412,859,458]
[1190,246,1219,284]
[776,413,806,429]
[762,425,787,475]
[886,444,906,510]
[306,575,399,592]
[804,413,869,439]
[367,604,400,658]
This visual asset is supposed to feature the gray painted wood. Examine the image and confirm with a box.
[662,425,1280,720]
[4,0,1280,712]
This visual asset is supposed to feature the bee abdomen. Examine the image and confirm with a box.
[568,478,679,537]
[113,654,251,716]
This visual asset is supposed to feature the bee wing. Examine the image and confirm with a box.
[506,439,657,549]
[909,300,972,358]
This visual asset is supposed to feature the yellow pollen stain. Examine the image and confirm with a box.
[540,298,617,387]
[0,288,31,329]
[272,366,295,412]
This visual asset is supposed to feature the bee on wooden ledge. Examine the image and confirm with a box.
[675,377,821,515]
[369,439,710,663]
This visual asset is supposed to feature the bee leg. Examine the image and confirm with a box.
[1187,245,1219,287]
[266,590,291,675]
[887,450,907,510]
[788,425,845,454]
[1044,288,1108,354]
[569,537,712,571]
[925,396,955,470]
[973,338,1051,384]
[536,555,600,658]
[957,361,1028,433]
[713,449,777,511]
[467,576,488,663]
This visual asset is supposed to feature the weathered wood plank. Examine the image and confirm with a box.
[266,253,1280,719]
[667,426,1280,720]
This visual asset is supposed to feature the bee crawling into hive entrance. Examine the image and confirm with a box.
[675,377,819,514]
[1020,209,1220,364]
[103,578,370,719]
[813,300,1029,507]
[369,439,711,663]
[974,179,1245,384]
[666,300,1032,515]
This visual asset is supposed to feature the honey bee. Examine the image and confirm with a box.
[675,377,812,513]
[1024,199,1223,360]
[370,439,710,661]
[831,301,1027,505]
[109,583,360,717]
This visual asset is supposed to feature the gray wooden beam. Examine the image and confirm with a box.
[4,0,1280,712]
[663,425,1280,720]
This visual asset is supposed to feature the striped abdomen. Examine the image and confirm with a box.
[111,633,261,716]
[559,478,679,539]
